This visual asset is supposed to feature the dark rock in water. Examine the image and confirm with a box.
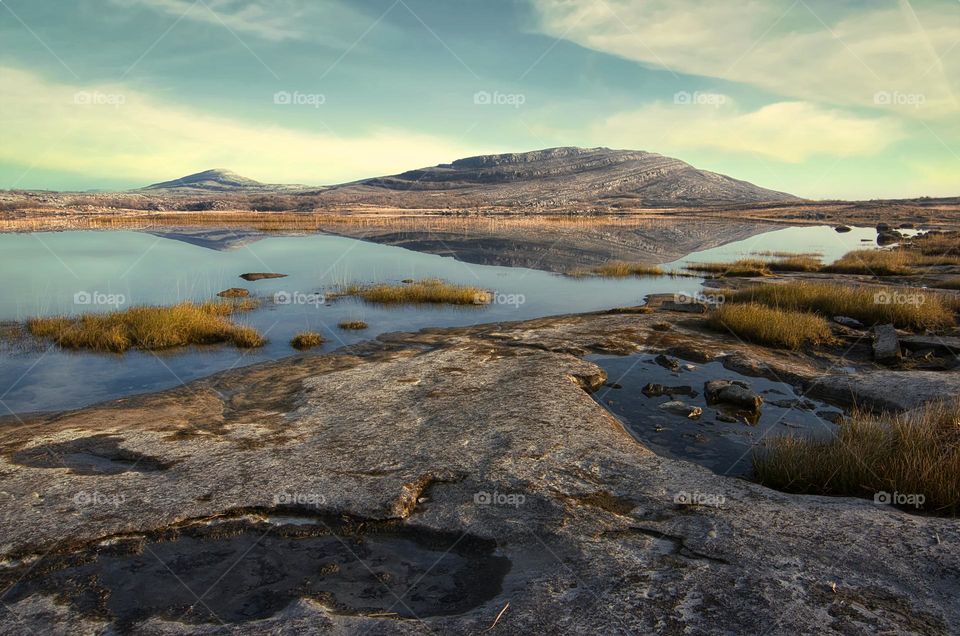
[876,223,891,232]
[715,412,738,423]
[833,316,865,329]
[240,273,288,281]
[642,383,697,398]
[705,380,763,411]
[872,324,901,362]
[877,230,903,245]
[899,223,915,229]
[217,287,250,298]
[768,398,817,411]
[654,354,682,372]
[658,401,702,418]
[835,225,852,233]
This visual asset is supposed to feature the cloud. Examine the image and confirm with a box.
[531,0,960,118]
[591,100,904,163]
[108,0,312,41]
[0,66,475,186]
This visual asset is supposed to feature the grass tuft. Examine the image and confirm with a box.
[707,303,834,350]
[824,250,913,276]
[754,398,960,515]
[725,282,955,331]
[687,259,772,277]
[587,262,666,278]
[290,331,324,350]
[333,279,491,305]
[26,301,263,353]
[338,320,368,330]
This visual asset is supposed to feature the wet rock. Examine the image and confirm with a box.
[872,324,901,362]
[834,225,852,233]
[654,354,682,372]
[658,401,702,419]
[715,412,738,423]
[217,287,250,298]
[642,383,697,398]
[877,230,903,245]
[768,398,817,411]
[240,272,288,281]
[833,316,864,329]
[876,223,891,232]
[705,380,763,411]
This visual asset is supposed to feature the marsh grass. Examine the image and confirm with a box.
[707,303,834,350]
[686,259,772,277]
[824,249,914,276]
[26,300,264,353]
[725,282,955,330]
[586,262,666,278]
[753,398,960,515]
[290,331,324,350]
[338,320,368,330]
[332,279,491,305]
[767,256,823,272]
[905,230,960,256]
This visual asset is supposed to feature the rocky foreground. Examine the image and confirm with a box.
[0,308,958,635]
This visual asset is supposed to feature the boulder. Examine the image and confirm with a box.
[654,354,682,372]
[658,401,702,418]
[705,379,763,411]
[834,225,852,233]
[642,383,697,398]
[872,324,901,362]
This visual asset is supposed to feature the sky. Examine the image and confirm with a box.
[0,0,958,199]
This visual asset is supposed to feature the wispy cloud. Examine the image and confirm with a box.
[531,0,960,118]
[109,0,311,41]
[0,66,475,185]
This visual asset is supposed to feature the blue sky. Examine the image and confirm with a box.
[0,0,958,198]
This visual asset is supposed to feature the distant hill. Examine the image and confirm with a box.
[318,147,801,209]
[141,169,306,193]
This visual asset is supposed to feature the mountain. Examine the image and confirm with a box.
[141,169,306,193]
[319,147,801,209]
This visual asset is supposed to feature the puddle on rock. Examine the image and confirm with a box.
[0,514,511,631]
[589,353,843,476]
[11,434,174,475]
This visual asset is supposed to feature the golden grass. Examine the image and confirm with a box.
[824,249,913,276]
[338,320,368,330]
[725,281,955,331]
[26,301,264,353]
[767,256,823,272]
[707,303,834,350]
[587,262,666,278]
[687,259,772,277]
[290,331,324,350]
[333,279,491,305]
[904,230,960,256]
[754,398,960,515]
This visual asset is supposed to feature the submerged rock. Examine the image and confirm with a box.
[654,354,682,372]
[642,383,697,398]
[705,379,763,411]
[658,401,703,418]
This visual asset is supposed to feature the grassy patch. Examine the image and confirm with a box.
[754,399,960,516]
[725,282,955,331]
[824,250,913,276]
[767,256,823,272]
[587,262,666,278]
[338,320,368,330]
[707,303,834,350]
[687,259,772,277]
[332,279,491,305]
[26,301,264,353]
[904,230,960,256]
[290,331,324,350]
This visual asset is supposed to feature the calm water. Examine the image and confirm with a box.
[0,225,883,414]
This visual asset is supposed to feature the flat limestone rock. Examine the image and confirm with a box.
[873,324,901,362]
